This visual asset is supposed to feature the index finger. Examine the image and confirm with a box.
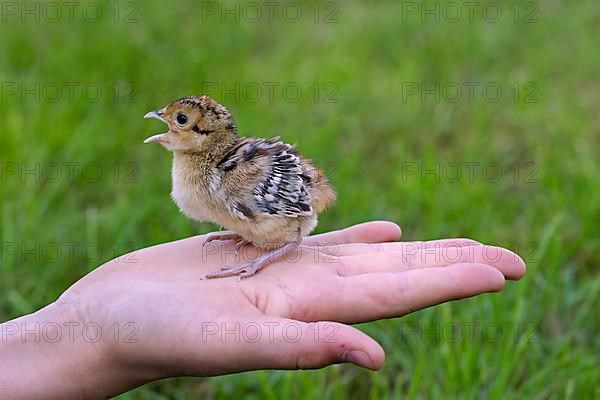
[304,221,402,246]
[291,263,506,324]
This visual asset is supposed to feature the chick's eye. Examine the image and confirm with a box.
[176,113,188,125]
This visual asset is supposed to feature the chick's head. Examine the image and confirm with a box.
[143,95,236,152]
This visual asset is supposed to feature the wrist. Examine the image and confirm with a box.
[0,301,128,399]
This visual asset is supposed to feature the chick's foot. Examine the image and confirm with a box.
[202,239,301,280]
[203,232,244,246]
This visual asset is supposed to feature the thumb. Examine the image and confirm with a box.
[243,318,386,371]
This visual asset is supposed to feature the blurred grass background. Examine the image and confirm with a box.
[1,0,599,398]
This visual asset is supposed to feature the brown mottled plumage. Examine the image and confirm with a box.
[143,95,336,279]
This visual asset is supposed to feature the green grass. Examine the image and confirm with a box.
[1,0,599,398]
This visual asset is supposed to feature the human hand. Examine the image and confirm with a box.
[0,221,525,399]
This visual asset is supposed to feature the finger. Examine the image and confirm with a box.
[333,244,525,279]
[142,222,401,268]
[192,317,385,373]
[319,238,482,257]
[234,319,385,370]
[304,221,401,246]
[297,264,505,323]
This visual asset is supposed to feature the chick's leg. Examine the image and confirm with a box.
[203,237,302,280]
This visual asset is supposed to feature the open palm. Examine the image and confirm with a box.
[55,221,525,392]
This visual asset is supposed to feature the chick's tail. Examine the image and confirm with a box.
[303,160,336,214]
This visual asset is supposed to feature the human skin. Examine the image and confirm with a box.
[0,221,526,399]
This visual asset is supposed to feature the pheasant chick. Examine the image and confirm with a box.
[143,95,336,279]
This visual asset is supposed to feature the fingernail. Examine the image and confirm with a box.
[344,350,374,369]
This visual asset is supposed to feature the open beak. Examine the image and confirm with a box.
[143,108,168,144]
[143,108,166,122]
